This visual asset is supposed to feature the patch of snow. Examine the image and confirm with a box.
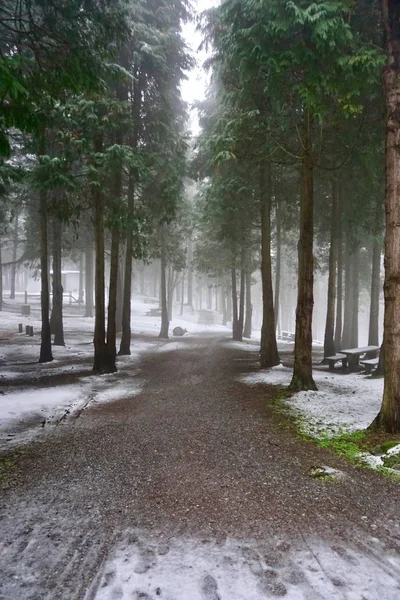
[88,531,400,600]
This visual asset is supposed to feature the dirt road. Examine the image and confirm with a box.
[0,335,399,599]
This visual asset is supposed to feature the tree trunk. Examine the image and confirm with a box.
[368,241,381,346]
[85,244,94,318]
[323,179,339,359]
[106,223,120,373]
[221,285,227,326]
[51,218,65,346]
[159,227,169,339]
[231,267,242,341]
[10,209,18,300]
[93,137,111,373]
[0,241,3,311]
[372,0,400,431]
[274,202,281,335]
[238,263,245,337]
[116,256,123,334]
[180,272,185,315]
[167,267,174,319]
[243,269,252,338]
[260,164,280,367]
[341,239,353,349]
[290,119,317,391]
[334,200,343,350]
[350,246,359,348]
[39,190,53,363]
[187,240,193,307]
[226,284,232,323]
[78,252,84,305]
[120,71,141,355]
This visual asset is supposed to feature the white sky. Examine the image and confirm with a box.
[181,0,220,134]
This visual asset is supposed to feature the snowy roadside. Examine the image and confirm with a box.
[0,300,230,450]
[237,352,400,472]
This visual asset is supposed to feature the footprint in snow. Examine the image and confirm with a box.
[200,574,221,600]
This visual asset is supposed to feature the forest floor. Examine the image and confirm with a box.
[0,303,399,599]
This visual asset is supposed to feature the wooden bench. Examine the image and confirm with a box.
[340,346,379,372]
[145,307,162,317]
[326,353,348,370]
[360,357,379,374]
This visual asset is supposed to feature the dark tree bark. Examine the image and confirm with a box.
[350,246,359,348]
[221,284,227,326]
[39,189,53,363]
[243,269,252,338]
[159,227,169,339]
[85,244,94,317]
[323,179,339,359]
[167,267,174,319]
[120,71,142,355]
[226,284,232,323]
[231,267,242,341]
[10,209,18,299]
[180,272,185,315]
[238,262,245,338]
[260,164,280,367]
[78,253,84,305]
[274,201,281,335]
[0,241,3,311]
[372,0,400,431]
[93,137,112,373]
[334,199,343,350]
[368,241,381,347]
[50,218,65,346]
[290,119,317,391]
[341,238,353,349]
[116,256,123,334]
[106,223,120,373]
[186,240,193,308]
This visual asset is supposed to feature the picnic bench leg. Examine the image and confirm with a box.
[329,362,334,371]
[341,358,348,369]
[348,355,358,372]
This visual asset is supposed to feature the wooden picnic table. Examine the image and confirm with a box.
[340,345,379,372]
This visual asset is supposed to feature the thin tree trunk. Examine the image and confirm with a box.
[341,239,353,349]
[167,267,174,319]
[10,209,18,299]
[334,198,343,349]
[93,137,110,373]
[243,269,252,338]
[368,242,381,346]
[120,71,141,355]
[85,244,94,317]
[0,241,3,311]
[290,117,317,391]
[274,202,281,335]
[116,255,123,334]
[106,223,120,373]
[260,164,280,367]
[238,263,245,337]
[180,272,185,315]
[78,252,84,305]
[39,189,53,363]
[350,246,359,348]
[187,240,193,307]
[51,218,65,346]
[231,267,241,340]
[226,284,232,323]
[323,179,339,359]
[159,227,169,339]
[221,284,227,326]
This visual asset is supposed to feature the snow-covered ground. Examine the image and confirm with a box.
[239,364,383,436]
[86,529,400,600]
[0,298,230,449]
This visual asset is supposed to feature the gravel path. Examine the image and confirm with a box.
[0,335,399,599]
